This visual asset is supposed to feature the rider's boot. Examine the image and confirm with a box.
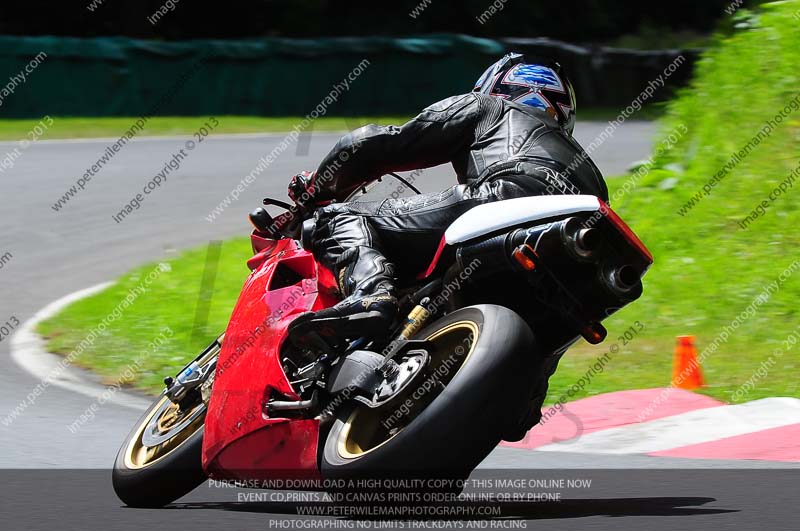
[288,246,398,349]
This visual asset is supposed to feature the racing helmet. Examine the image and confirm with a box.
[473,52,577,135]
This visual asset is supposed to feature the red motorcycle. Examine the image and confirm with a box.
[112,174,652,507]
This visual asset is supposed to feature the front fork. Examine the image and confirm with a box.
[163,334,223,410]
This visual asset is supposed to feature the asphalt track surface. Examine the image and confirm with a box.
[2,121,796,529]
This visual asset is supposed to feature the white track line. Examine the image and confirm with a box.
[535,397,800,454]
[10,282,152,410]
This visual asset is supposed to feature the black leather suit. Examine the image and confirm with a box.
[310,92,608,299]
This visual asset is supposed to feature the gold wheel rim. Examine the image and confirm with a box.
[337,320,480,459]
[123,397,205,470]
[122,335,222,470]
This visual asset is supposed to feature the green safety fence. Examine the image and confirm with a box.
[0,34,697,118]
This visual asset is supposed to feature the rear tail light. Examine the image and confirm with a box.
[597,199,653,264]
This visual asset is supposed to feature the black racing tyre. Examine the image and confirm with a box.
[113,338,222,507]
[112,393,207,508]
[321,304,541,483]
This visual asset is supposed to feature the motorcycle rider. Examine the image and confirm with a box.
[288,53,608,346]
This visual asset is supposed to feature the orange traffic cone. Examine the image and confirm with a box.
[672,335,704,389]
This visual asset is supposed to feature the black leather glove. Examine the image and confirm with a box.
[287,170,318,211]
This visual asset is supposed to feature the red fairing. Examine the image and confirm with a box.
[207,419,321,481]
[202,239,339,479]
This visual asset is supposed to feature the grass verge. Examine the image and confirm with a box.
[0,116,413,141]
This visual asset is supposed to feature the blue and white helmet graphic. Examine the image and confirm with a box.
[473,52,576,135]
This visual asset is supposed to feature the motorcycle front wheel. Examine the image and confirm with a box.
[112,337,220,508]
[321,304,542,482]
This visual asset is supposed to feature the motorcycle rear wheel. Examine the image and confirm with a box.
[321,304,541,483]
